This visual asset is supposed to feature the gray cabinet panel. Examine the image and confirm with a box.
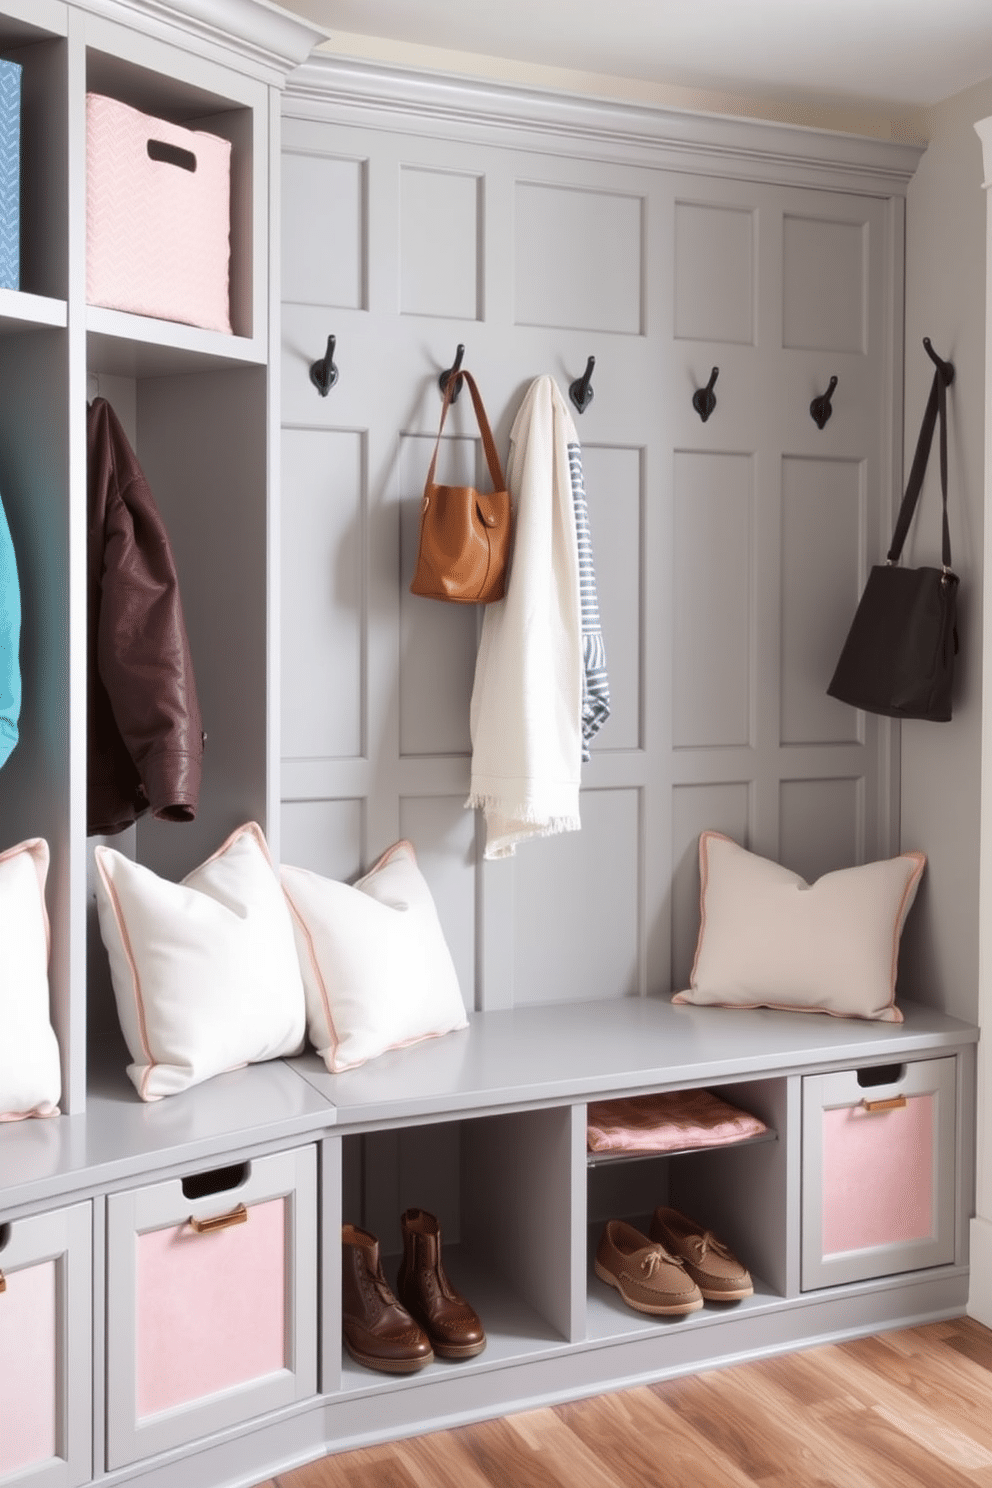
[400,165,481,321]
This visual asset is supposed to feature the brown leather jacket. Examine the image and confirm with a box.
[87,397,204,835]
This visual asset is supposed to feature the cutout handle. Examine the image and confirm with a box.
[181,1161,249,1200]
[856,1063,906,1088]
[147,138,197,173]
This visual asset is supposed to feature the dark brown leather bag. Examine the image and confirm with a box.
[410,369,511,604]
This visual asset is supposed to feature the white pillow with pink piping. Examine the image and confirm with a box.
[280,841,468,1073]
[672,831,925,1023]
[0,838,61,1119]
[93,822,306,1100]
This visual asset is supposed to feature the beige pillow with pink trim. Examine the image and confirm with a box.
[0,838,61,1119]
[94,822,306,1100]
[280,840,468,1073]
[672,831,925,1023]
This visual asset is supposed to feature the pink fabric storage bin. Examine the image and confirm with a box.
[820,1096,934,1256]
[801,1058,957,1290]
[86,93,232,334]
[135,1197,286,1418]
[0,1259,57,1474]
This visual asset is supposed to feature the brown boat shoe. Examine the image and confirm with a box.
[649,1207,753,1302]
[595,1219,703,1315]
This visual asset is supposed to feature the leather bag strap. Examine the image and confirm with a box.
[887,367,952,569]
[425,370,506,492]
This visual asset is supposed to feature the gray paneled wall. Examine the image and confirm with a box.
[279,116,899,1013]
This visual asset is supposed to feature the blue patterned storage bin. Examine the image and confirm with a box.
[0,59,21,290]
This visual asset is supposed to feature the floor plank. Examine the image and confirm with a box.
[556,1386,759,1488]
[268,1319,992,1488]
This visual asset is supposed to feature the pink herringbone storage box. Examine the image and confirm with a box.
[86,94,232,334]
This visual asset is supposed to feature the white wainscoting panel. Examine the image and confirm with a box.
[400,166,481,321]
[674,201,755,345]
[673,450,754,750]
[281,798,364,881]
[511,788,640,1004]
[670,781,752,990]
[282,150,366,310]
[779,776,863,882]
[513,181,643,334]
[399,431,480,758]
[279,108,900,1018]
[281,427,365,761]
[398,794,478,1010]
[782,212,868,355]
[780,455,865,747]
[579,443,641,752]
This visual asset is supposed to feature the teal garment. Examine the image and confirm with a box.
[0,489,20,768]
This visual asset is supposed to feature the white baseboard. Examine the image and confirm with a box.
[967,1215,992,1327]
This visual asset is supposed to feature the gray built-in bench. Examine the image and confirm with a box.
[0,994,975,1481]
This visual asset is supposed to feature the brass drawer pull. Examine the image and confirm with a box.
[0,1269,6,1293]
[189,1203,248,1235]
[862,1094,908,1114]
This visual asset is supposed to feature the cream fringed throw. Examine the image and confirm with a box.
[466,376,584,858]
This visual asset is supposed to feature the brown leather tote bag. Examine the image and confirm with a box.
[410,369,511,604]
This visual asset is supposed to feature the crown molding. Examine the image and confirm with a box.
[284,55,926,196]
[78,0,326,82]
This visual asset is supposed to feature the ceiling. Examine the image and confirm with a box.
[276,0,992,116]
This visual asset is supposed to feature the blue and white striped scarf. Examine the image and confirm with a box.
[567,443,610,762]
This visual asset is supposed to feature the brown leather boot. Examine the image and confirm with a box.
[395,1208,486,1360]
[341,1224,433,1373]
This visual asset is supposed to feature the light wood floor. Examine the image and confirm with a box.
[258,1316,992,1488]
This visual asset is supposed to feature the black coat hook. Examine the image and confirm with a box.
[810,375,838,430]
[569,355,596,414]
[923,337,955,386]
[309,334,338,397]
[692,367,719,423]
[439,343,466,404]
